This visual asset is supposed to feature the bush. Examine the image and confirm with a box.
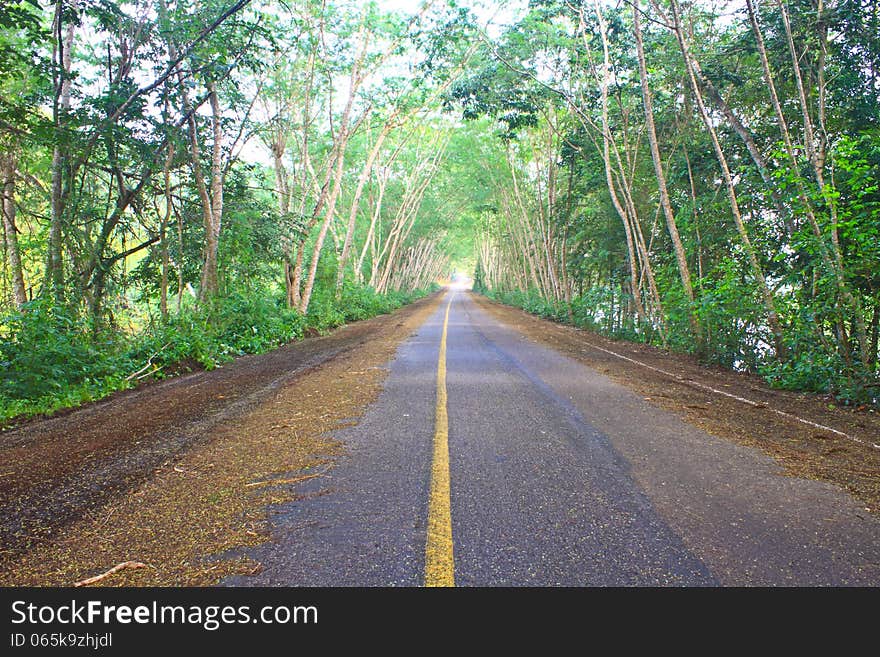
[333,283,431,325]
[0,283,429,424]
[481,283,880,406]
[758,308,878,406]
[128,294,306,372]
[0,298,123,400]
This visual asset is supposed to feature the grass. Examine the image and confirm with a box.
[0,284,435,427]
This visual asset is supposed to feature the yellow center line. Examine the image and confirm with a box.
[425,293,455,587]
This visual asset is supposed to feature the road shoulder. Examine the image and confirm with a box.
[473,294,880,514]
[0,295,441,586]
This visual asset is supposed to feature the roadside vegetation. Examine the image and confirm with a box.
[1,0,878,421]
[465,1,880,407]
[0,0,464,425]
[0,283,431,424]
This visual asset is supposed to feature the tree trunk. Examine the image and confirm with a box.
[870,302,879,372]
[633,2,699,340]
[47,13,74,300]
[299,138,348,313]
[297,13,371,313]
[592,1,647,326]
[1,149,26,309]
[162,0,225,305]
[775,0,869,367]
[335,121,393,293]
[746,0,868,367]
[160,141,174,319]
[668,0,787,360]
[356,168,389,284]
[198,82,224,301]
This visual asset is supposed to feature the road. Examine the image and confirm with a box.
[226,290,880,586]
[0,308,420,560]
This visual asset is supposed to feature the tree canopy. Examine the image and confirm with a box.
[1,0,878,418]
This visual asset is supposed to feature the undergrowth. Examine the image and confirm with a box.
[0,284,433,426]
[482,288,879,408]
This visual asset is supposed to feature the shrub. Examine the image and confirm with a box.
[0,283,428,424]
[127,294,306,373]
[0,298,123,400]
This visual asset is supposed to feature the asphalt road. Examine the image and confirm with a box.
[0,305,423,559]
[227,290,880,586]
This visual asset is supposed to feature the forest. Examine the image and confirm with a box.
[465,0,880,406]
[0,0,878,424]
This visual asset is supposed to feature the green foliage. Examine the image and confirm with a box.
[759,318,844,396]
[130,293,306,373]
[484,280,879,406]
[472,258,486,294]
[218,168,285,290]
[302,295,346,334]
[0,283,430,425]
[0,298,126,422]
[488,288,568,325]
[0,0,47,129]
[487,286,645,343]
[691,260,768,370]
[0,298,123,400]
[337,284,421,322]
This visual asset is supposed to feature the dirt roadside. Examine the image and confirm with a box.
[0,294,441,586]
[473,295,880,513]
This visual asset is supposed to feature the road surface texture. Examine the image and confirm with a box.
[0,299,436,561]
[2,290,878,586]
[226,290,880,586]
